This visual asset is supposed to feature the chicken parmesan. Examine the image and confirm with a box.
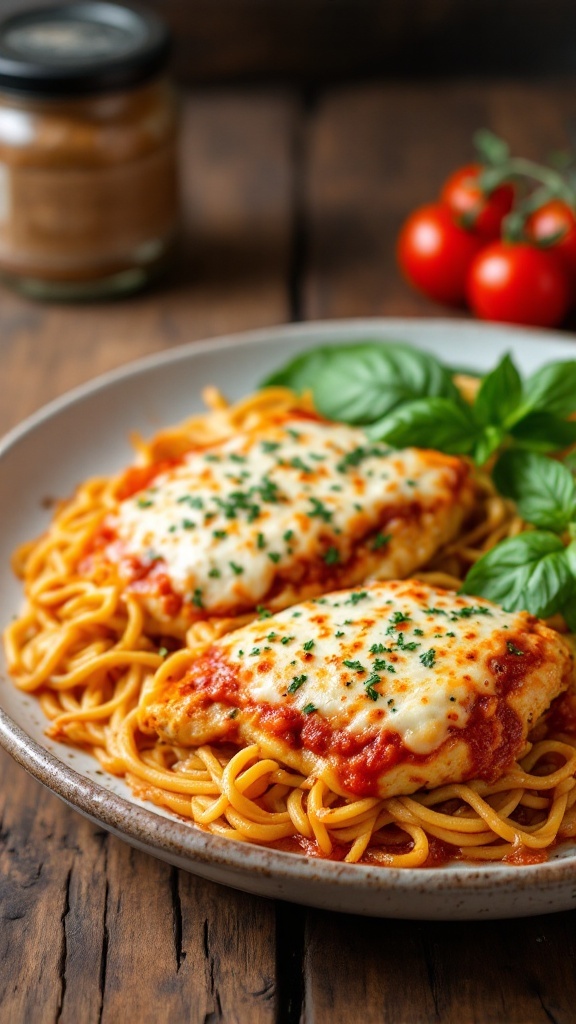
[140,581,574,800]
[7,377,576,868]
[91,413,474,627]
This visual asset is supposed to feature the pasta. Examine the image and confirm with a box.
[5,385,576,868]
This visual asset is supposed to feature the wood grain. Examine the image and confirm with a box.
[0,91,297,435]
[2,80,576,1024]
[297,78,576,1024]
[0,90,296,1024]
[302,79,576,322]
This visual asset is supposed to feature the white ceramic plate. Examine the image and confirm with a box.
[2,317,576,921]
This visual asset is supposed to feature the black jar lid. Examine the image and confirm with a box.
[0,2,171,96]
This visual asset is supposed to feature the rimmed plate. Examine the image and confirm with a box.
[2,317,576,920]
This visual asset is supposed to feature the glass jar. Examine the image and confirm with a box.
[0,2,179,299]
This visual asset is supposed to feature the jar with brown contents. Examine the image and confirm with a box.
[0,2,178,299]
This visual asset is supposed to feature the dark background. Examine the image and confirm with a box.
[5,0,576,84]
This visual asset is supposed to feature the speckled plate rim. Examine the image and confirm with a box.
[2,316,576,919]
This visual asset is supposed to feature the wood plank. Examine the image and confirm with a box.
[0,90,296,436]
[0,89,296,1024]
[300,79,576,1024]
[302,909,576,1023]
[302,79,576,322]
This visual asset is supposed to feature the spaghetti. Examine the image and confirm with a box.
[5,385,576,867]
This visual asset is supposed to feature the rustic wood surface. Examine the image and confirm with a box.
[1,82,576,1024]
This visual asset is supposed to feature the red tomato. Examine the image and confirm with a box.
[441,163,515,239]
[526,200,576,284]
[466,242,570,327]
[397,203,484,305]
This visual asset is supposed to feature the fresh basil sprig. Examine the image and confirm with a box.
[264,342,576,465]
[369,352,576,464]
[262,342,459,425]
[462,449,576,625]
[461,533,576,623]
[493,450,576,533]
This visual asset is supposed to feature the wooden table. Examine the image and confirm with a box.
[1,81,576,1024]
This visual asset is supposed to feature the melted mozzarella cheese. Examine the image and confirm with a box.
[216,585,519,755]
[106,417,472,615]
[140,580,573,798]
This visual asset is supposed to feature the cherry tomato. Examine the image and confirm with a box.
[466,242,570,327]
[441,163,515,240]
[397,203,484,305]
[526,199,576,284]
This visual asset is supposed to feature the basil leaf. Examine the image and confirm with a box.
[472,425,507,466]
[461,532,573,618]
[523,361,576,418]
[510,411,576,453]
[473,353,523,428]
[262,342,458,425]
[493,450,576,532]
[368,397,480,454]
[262,347,332,395]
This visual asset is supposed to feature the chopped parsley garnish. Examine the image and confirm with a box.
[335,630,345,638]
[288,674,308,693]
[177,495,204,509]
[204,453,220,462]
[191,588,204,609]
[336,445,387,473]
[208,568,221,578]
[303,640,315,652]
[372,532,392,551]
[283,529,294,542]
[257,533,266,549]
[420,649,436,669]
[390,611,411,624]
[506,641,524,656]
[447,631,456,638]
[249,647,261,656]
[346,591,369,606]
[257,605,272,619]
[182,519,195,530]
[365,685,380,701]
[261,440,280,453]
[395,633,420,651]
[213,529,227,539]
[229,561,244,575]
[291,456,312,473]
[302,703,316,714]
[343,659,365,673]
[307,497,333,523]
[136,497,153,508]
[229,453,246,463]
[281,636,295,645]
[423,607,447,616]
[255,476,281,503]
[372,659,389,672]
[370,643,386,655]
[268,552,281,564]
[451,606,492,619]
[323,546,340,565]
[286,428,301,440]
[414,628,424,636]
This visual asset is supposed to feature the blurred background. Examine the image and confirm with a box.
[2,0,576,428]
